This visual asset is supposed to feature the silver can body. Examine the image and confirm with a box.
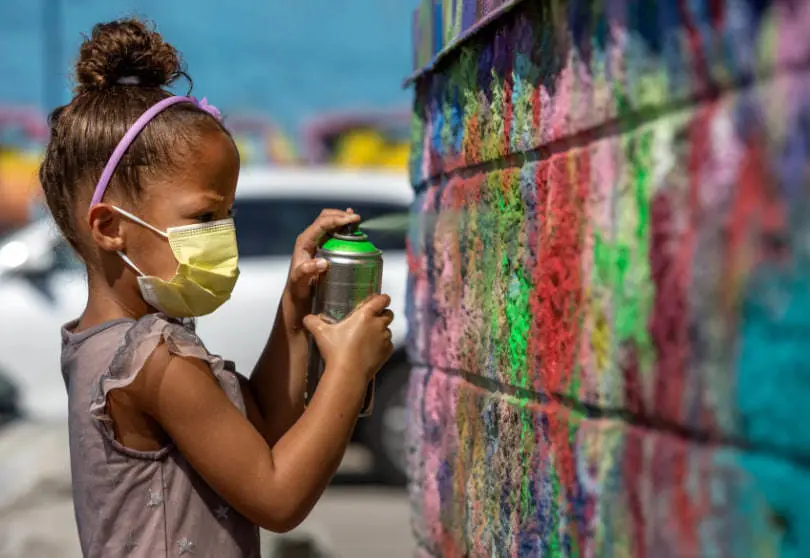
[305,244,383,417]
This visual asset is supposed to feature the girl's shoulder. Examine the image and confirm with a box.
[61,313,199,350]
[87,313,241,439]
[121,313,202,349]
[104,313,208,383]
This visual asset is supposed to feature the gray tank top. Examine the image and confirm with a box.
[61,313,260,558]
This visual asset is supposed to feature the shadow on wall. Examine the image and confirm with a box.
[405,0,810,556]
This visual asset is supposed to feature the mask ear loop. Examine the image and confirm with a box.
[117,251,147,277]
[108,206,169,278]
[110,206,169,239]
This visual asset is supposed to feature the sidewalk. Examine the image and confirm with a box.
[0,421,414,558]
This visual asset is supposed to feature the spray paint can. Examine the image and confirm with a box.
[305,222,382,417]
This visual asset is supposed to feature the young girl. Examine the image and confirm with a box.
[40,19,395,558]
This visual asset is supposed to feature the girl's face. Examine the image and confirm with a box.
[120,129,240,282]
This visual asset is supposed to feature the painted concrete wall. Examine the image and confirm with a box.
[405,0,810,556]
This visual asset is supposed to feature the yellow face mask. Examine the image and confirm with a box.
[113,207,240,318]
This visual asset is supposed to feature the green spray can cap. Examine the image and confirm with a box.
[322,221,380,255]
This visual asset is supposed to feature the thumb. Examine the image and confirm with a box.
[302,314,329,338]
[290,258,329,286]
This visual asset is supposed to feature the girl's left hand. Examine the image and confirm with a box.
[285,208,361,317]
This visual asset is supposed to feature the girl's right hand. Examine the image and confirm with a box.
[303,294,395,383]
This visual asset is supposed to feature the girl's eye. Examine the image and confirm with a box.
[197,209,235,222]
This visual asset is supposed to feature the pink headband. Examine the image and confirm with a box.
[88,95,223,209]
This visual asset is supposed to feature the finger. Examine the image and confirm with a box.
[289,258,329,284]
[297,211,362,253]
[314,209,347,219]
[360,294,391,316]
[378,309,394,327]
[384,328,393,341]
[305,209,356,226]
[302,314,329,337]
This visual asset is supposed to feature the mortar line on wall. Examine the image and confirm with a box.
[412,361,810,470]
[411,58,810,195]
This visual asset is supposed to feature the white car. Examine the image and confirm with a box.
[0,166,412,484]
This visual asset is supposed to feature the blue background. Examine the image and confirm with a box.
[0,0,415,136]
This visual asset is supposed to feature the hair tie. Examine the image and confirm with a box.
[193,97,222,120]
[116,76,141,85]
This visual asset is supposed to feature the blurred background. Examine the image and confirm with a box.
[0,2,416,556]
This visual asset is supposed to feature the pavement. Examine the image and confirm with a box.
[281,486,416,557]
[0,420,416,558]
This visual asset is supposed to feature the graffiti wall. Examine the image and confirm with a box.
[0,107,48,233]
[225,114,300,166]
[406,0,810,556]
[302,110,411,169]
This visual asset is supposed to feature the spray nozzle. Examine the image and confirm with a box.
[338,221,360,236]
[332,221,368,241]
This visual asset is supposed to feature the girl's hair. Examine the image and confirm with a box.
[39,18,231,256]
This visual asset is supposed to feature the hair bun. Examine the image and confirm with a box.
[74,18,183,94]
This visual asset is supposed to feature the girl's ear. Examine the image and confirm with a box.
[87,203,125,252]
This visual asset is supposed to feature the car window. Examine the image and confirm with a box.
[233,198,409,259]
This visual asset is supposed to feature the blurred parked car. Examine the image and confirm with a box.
[0,372,19,428]
[0,166,412,485]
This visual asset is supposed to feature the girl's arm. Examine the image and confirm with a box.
[128,294,394,533]
[246,209,359,446]
[244,288,309,445]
